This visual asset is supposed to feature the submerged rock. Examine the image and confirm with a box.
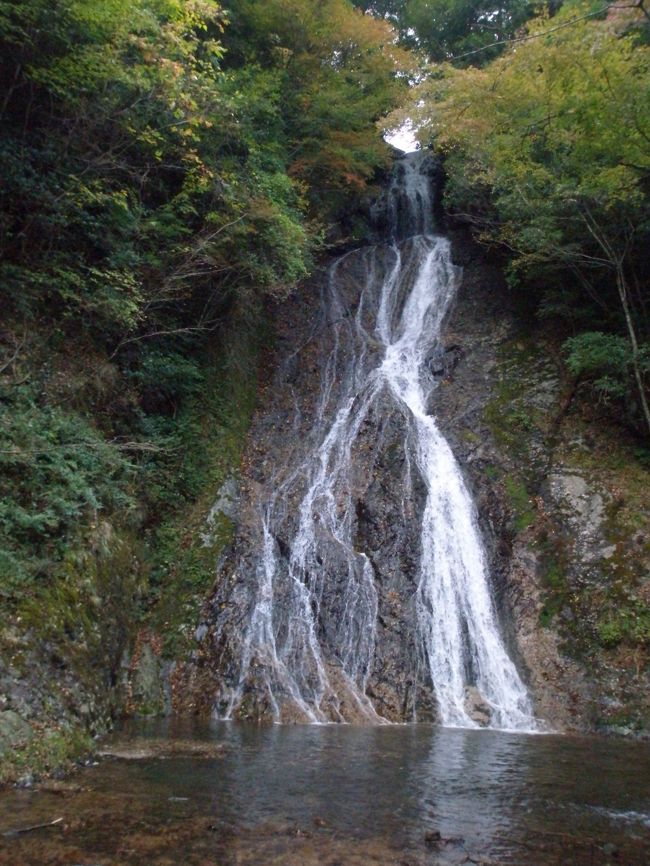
[97,737,228,760]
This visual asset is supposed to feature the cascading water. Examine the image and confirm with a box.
[212,151,536,731]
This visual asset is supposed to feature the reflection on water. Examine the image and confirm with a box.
[1,721,649,865]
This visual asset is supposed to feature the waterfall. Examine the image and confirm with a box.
[215,151,536,731]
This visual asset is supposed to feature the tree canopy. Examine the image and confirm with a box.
[0,0,410,595]
[403,1,650,430]
[353,0,556,63]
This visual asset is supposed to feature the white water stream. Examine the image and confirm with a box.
[221,152,536,730]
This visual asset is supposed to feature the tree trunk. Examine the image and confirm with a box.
[581,206,650,437]
[616,264,650,437]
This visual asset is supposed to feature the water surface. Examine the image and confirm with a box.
[1,721,649,865]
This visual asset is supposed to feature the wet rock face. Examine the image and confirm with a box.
[371,150,444,240]
[181,183,539,727]
[429,228,650,733]
[181,191,649,733]
[353,411,432,720]
[464,686,491,727]
[178,223,549,725]
[0,631,116,746]
[545,472,610,564]
[180,245,441,723]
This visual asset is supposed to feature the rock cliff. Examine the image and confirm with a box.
[179,222,649,734]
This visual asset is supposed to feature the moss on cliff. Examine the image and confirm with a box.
[0,726,92,786]
[0,318,263,781]
[145,336,261,662]
[480,322,650,731]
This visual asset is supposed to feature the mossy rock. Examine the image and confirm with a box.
[0,711,33,758]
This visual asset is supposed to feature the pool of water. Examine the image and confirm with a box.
[1,720,649,865]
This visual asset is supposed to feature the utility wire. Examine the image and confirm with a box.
[447,2,643,63]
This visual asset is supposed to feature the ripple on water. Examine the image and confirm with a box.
[0,721,649,866]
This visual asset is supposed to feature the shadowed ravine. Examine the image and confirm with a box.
[209,152,536,730]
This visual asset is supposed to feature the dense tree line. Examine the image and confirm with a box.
[0,0,410,598]
[396,0,650,434]
[2,0,648,609]
[353,0,560,63]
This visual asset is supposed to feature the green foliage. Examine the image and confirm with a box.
[354,0,551,64]
[0,384,136,597]
[482,344,541,451]
[20,528,147,688]
[564,332,638,401]
[145,330,261,658]
[596,604,650,649]
[508,406,535,432]
[534,523,571,627]
[0,0,407,344]
[0,726,93,785]
[596,618,624,648]
[408,1,650,430]
[634,446,650,468]
[504,476,536,532]
[539,606,554,628]
[0,0,312,340]
[131,349,206,418]
[402,0,543,63]
[0,0,409,609]
[223,0,413,219]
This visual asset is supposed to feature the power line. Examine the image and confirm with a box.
[447,2,642,63]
